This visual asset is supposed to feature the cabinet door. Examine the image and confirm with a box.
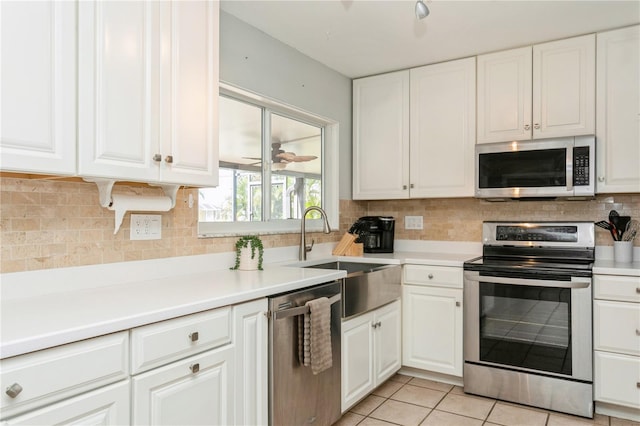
[158,1,219,187]
[78,0,159,182]
[341,312,374,412]
[594,300,640,356]
[353,71,410,200]
[233,299,268,426]
[409,58,475,197]
[402,285,463,377]
[3,381,130,426]
[594,351,640,409]
[373,300,402,384]
[533,34,595,139]
[0,1,76,175]
[132,345,234,425]
[476,46,532,144]
[596,25,640,193]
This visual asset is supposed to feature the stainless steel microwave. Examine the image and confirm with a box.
[475,135,595,200]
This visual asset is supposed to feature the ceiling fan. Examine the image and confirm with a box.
[244,142,317,168]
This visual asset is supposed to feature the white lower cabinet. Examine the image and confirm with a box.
[342,300,401,412]
[3,380,130,426]
[593,274,640,419]
[132,345,235,425]
[402,264,463,377]
[233,298,268,426]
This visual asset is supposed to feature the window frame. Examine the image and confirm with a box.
[197,83,339,237]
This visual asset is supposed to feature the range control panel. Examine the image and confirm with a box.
[482,222,595,247]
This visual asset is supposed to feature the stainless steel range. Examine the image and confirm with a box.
[463,221,595,418]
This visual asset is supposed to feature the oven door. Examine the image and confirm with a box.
[463,270,592,382]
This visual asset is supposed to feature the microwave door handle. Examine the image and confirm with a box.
[566,146,574,191]
[466,272,590,289]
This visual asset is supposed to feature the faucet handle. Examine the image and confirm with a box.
[305,239,315,253]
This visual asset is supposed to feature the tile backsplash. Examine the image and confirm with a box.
[1,176,638,273]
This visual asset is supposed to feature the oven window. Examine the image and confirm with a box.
[478,148,567,188]
[479,282,572,376]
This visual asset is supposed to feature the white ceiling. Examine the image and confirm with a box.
[221,0,640,79]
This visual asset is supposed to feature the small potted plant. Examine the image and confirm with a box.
[231,235,264,271]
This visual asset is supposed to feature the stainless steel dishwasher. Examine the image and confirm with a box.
[268,280,342,426]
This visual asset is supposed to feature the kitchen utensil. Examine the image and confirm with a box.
[615,216,631,240]
[595,221,612,230]
[608,211,621,240]
[622,219,639,242]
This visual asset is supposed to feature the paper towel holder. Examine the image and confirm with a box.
[84,178,180,233]
[84,178,179,209]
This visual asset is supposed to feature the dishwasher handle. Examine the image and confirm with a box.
[274,293,341,320]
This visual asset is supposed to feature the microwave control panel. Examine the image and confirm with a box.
[573,146,590,186]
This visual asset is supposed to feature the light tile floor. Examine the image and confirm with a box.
[333,374,639,426]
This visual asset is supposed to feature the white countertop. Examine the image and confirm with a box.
[6,239,636,360]
[0,243,477,360]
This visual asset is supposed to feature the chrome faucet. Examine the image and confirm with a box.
[299,206,332,261]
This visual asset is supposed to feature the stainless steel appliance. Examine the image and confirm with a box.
[463,222,595,418]
[306,261,402,319]
[268,280,342,425]
[352,216,395,253]
[475,135,595,199]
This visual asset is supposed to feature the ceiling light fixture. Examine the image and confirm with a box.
[415,0,429,19]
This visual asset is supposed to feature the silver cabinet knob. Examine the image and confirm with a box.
[410,184,414,189]
[598,176,605,182]
[533,123,540,129]
[428,274,434,279]
[402,185,408,190]
[189,332,199,342]
[153,154,162,162]
[636,329,640,336]
[165,155,173,164]
[6,383,22,398]
[524,124,531,130]
[636,287,640,294]
[456,301,461,307]
[190,363,200,373]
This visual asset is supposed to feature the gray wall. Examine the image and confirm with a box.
[219,11,353,199]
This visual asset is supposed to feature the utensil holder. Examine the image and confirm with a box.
[613,241,633,263]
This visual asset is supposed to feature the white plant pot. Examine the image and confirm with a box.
[238,244,260,271]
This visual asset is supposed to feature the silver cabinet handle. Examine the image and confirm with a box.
[165,155,173,164]
[189,332,199,342]
[410,184,414,189]
[376,321,382,328]
[636,329,640,336]
[533,123,540,129]
[372,322,377,329]
[402,185,407,190]
[636,287,640,294]
[456,301,461,307]
[5,383,22,398]
[428,274,434,279]
[190,363,200,373]
[637,382,640,389]
[153,154,162,162]
[524,124,531,130]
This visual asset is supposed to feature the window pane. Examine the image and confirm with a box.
[200,96,262,222]
[270,114,322,219]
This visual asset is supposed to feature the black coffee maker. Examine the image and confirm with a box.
[353,216,395,253]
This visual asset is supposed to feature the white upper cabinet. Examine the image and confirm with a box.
[78,0,219,187]
[596,25,640,193]
[477,34,595,143]
[352,70,410,200]
[477,46,532,144]
[353,58,475,200]
[409,57,476,198]
[0,1,76,175]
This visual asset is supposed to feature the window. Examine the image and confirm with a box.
[198,84,338,237]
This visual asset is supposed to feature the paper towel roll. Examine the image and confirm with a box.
[108,194,173,234]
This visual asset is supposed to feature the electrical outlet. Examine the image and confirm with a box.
[405,215,424,230]
[130,214,162,240]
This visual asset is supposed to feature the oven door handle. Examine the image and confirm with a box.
[465,271,591,289]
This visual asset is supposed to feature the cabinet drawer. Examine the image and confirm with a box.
[594,351,640,409]
[404,264,462,288]
[594,275,640,303]
[131,307,231,374]
[594,300,640,356]
[0,332,129,420]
